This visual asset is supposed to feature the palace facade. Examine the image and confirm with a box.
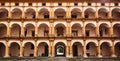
[0,0,120,58]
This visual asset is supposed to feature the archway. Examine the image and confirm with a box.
[99,23,109,37]
[86,42,97,57]
[25,24,35,37]
[72,42,83,57]
[115,42,120,57]
[72,23,82,37]
[113,24,120,37]
[54,8,66,18]
[25,8,36,19]
[71,8,82,18]
[101,42,111,57]
[38,24,49,37]
[85,8,95,18]
[24,42,34,57]
[10,42,20,57]
[55,42,66,57]
[55,23,66,37]
[98,8,108,19]
[0,24,7,37]
[38,8,49,19]
[0,8,8,19]
[0,43,5,57]
[112,8,120,19]
[12,8,22,19]
[85,23,96,37]
[38,42,48,57]
[11,24,21,37]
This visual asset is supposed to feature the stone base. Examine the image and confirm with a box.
[83,54,87,58]
[111,54,116,57]
[97,55,102,58]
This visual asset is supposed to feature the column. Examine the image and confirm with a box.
[82,3,84,18]
[82,21,85,36]
[36,7,38,18]
[66,23,69,36]
[21,22,24,37]
[48,40,52,57]
[69,40,73,57]
[97,40,102,57]
[35,22,38,37]
[96,21,99,37]
[66,3,71,18]
[8,7,11,18]
[51,23,54,37]
[111,40,116,57]
[110,22,113,37]
[49,22,52,37]
[51,40,54,57]
[5,40,9,57]
[7,22,11,37]
[95,6,98,18]
[20,40,23,57]
[108,6,112,18]
[83,40,87,57]
[22,6,25,18]
[50,3,54,18]
[34,40,38,57]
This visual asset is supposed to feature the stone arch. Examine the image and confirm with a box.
[84,8,96,18]
[85,23,96,37]
[71,8,82,18]
[112,8,120,19]
[101,42,111,57]
[38,8,49,19]
[55,42,66,57]
[98,8,109,19]
[11,8,22,19]
[113,23,120,37]
[0,8,8,19]
[24,42,34,57]
[115,42,120,57]
[10,42,20,57]
[0,23,7,37]
[54,8,66,18]
[38,23,49,37]
[0,42,5,57]
[11,24,21,37]
[55,23,66,37]
[38,42,49,57]
[72,42,83,57]
[99,23,110,37]
[25,23,35,37]
[25,8,36,19]
[72,23,82,36]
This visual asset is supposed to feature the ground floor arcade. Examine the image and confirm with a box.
[0,39,120,58]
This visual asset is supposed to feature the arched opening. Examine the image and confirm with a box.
[54,8,66,19]
[112,8,120,19]
[38,42,48,57]
[71,8,82,18]
[0,8,8,19]
[113,24,120,37]
[85,23,96,37]
[98,8,108,19]
[38,8,49,19]
[10,42,20,57]
[24,42,34,57]
[0,24,7,37]
[0,43,5,57]
[55,42,66,57]
[25,8,36,19]
[55,23,66,37]
[86,42,97,57]
[85,8,95,18]
[38,24,49,37]
[115,42,120,57]
[99,23,109,37]
[101,42,111,57]
[12,8,22,19]
[72,23,82,37]
[25,24,35,37]
[72,42,83,57]
[11,24,21,37]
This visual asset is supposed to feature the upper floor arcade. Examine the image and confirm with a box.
[0,2,120,20]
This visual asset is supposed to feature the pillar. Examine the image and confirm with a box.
[34,40,38,57]
[110,22,113,37]
[96,21,99,37]
[82,21,85,36]
[51,40,54,57]
[108,6,112,18]
[66,3,71,18]
[8,7,11,18]
[7,22,11,37]
[83,40,87,57]
[35,22,38,37]
[21,22,24,37]
[82,2,84,18]
[69,40,73,57]
[5,40,9,57]
[20,40,23,57]
[36,7,38,18]
[51,23,54,37]
[97,40,102,57]
[50,3,54,18]
[111,40,116,57]
[48,40,52,57]
[95,6,98,18]
[22,6,25,18]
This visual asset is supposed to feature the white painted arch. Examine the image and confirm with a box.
[38,22,50,27]
[72,40,83,46]
[54,22,66,27]
[71,22,83,27]
[22,40,35,47]
[37,40,49,46]
[8,40,20,47]
[100,40,112,46]
[10,22,21,27]
[85,22,97,27]
[54,39,67,46]
[86,39,98,46]
[24,22,36,27]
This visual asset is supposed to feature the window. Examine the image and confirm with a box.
[44,15,49,18]
[101,3,105,6]
[15,3,19,6]
[1,3,5,6]
[88,3,91,6]
[58,3,62,6]
[42,3,46,6]
[31,44,34,49]
[115,3,118,6]
[29,3,32,6]
[74,3,78,6]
